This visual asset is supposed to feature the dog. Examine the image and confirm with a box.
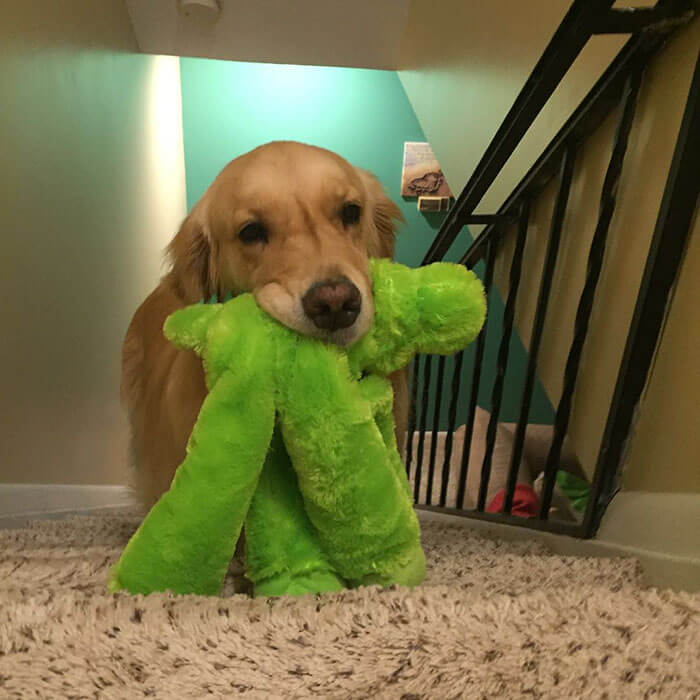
[122,141,409,510]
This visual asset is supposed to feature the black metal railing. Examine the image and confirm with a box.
[407,0,698,538]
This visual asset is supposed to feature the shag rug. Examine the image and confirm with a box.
[1,510,698,699]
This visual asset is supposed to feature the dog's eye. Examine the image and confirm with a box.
[341,203,361,227]
[238,222,268,245]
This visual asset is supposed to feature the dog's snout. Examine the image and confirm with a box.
[302,277,361,331]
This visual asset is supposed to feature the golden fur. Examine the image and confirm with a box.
[122,142,408,509]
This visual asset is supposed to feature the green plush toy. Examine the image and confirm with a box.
[109,259,485,598]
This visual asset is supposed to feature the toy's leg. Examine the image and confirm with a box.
[245,427,345,597]
[358,375,412,499]
[109,370,275,596]
[279,345,426,590]
[351,377,424,588]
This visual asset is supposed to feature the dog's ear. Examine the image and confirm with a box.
[166,212,219,302]
[358,169,404,259]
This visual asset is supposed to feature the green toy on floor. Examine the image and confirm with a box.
[108,259,486,597]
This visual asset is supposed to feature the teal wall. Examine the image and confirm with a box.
[179,58,436,267]
[179,58,553,428]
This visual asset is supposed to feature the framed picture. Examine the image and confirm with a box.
[401,142,452,198]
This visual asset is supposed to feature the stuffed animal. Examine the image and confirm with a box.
[109,259,486,597]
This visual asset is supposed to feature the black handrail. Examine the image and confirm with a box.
[411,0,697,538]
[448,1,697,270]
[423,0,615,265]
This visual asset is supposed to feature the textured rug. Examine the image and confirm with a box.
[1,510,698,699]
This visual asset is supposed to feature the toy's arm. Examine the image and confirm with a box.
[163,303,223,354]
[348,259,486,376]
[108,365,276,596]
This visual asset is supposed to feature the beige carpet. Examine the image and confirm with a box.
[1,510,699,699]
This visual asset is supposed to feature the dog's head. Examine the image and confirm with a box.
[167,141,403,346]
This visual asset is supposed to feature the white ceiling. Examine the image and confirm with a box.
[125,0,411,70]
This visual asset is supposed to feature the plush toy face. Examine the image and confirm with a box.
[166,258,486,383]
[348,259,487,376]
[109,259,485,598]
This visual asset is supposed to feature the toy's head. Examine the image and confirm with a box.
[166,141,403,347]
[348,259,486,376]
[165,258,486,386]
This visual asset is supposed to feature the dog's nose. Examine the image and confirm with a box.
[302,277,361,331]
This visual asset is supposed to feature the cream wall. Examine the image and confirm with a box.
[399,1,627,218]
[0,2,187,485]
[399,2,699,493]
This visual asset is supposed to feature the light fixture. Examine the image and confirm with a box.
[179,0,221,20]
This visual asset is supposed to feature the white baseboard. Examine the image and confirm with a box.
[595,491,700,559]
[0,484,137,520]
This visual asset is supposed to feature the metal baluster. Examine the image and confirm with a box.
[503,144,578,514]
[413,355,433,504]
[404,356,420,479]
[440,350,465,507]
[455,236,498,509]
[477,199,531,511]
[426,356,446,504]
[538,70,643,520]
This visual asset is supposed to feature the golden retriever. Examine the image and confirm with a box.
[122,141,408,509]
